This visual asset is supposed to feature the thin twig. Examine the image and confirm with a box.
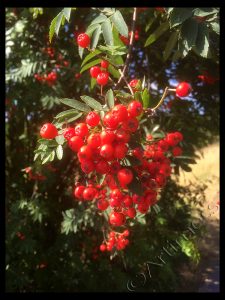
[152,87,169,111]
[114,8,137,89]
[118,69,134,95]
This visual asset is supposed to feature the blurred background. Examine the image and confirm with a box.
[5,7,219,292]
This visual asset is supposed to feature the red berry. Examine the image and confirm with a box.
[96,72,109,86]
[129,79,140,92]
[83,187,97,201]
[109,198,121,207]
[101,60,109,69]
[63,127,76,140]
[40,123,58,139]
[176,82,192,97]
[117,168,133,186]
[103,112,119,129]
[86,111,100,127]
[174,131,183,142]
[100,144,114,160]
[122,117,139,132]
[100,244,106,252]
[87,133,101,149]
[78,145,93,160]
[109,212,126,226]
[120,35,129,45]
[97,199,109,211]
[128,100,143,117]
[74,185,85,199]
[172,146,183,157]
[126,207,136,218]
[100,130,116,144]
[95,160,110,174]
[90,66,101,78]
[75,73,81,79]
[112,104,128,122]
[123,195,133,207]
[111,189,123,201]
[80,159,95,174]
[114,143,128,159]
[75,123,89,137]
[77,33,90,48]
[115,129,130,143]
[69,136,84,152]
[123,229,130,237]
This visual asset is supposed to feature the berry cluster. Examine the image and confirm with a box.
[100,230,130,252]
[89,60,110,86]
[44,47,55,58]
[34,71,57,86]
[120,30,139,45]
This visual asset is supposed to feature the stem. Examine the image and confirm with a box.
[114,8,137,89]
[118,69,134,95]
[168,88,176,92]
[152,87,169,111]
[100,85,103,96]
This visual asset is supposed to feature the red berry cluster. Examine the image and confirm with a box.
[16,232,25,240]
[120,30,139,45]
[34,71,57,86]
[90,60,110,86]
[100,230,130,252]
[23,166,47,181]
[44,47,55,58]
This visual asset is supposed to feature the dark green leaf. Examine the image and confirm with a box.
[194,23,209,58]
[111,10,128,37]
[112,26,125,47]
[181,18,198,53]
[134,91,142,102]
[59,98,91,112]
[80,95,103,111]
[101,19,113,46]
[169,8,193,28]
[145,22,170,47]
[108,64,120,79]
[81,49,101,67]
[180,164,192,172]
[105,89,114,109]
[56,145,63,160]
[55,109,78,119]
[80,58,101,74]
[90,77,96,90]
[38,139,58,146]
[91,25,102,49]
[163,30,179,61]
[142,88,150,108]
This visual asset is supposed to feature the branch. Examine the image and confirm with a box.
[114,8,137,90]
[152,87,169,111]
[118,69,134,95]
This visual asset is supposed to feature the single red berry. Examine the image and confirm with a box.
[100,144,114,160]
[176,82,192,97]
[101,60,109,69]
[78,145,93,160]
[103,112,119,129]
[86,111,100,127]
[115,129,130,143]
[123,195,133,207]
[80,159,95,174]
[126,207,136,218]
[40,123,58,139]
[69,136,84,152]
[75,123,89,137]
[87,133,101,149]
[96,71,109,86]
[129,79,140,92]
[109,198,122,207]
[128,100,143,117]
[83,187,97,201]
[117,168,133,186]
[174,131,183,142]
[120,35,129,45]
[97,199,109,211]
[123,229,130,237]
[110,161,122,174]
[114,143,128,159]
[112,104,128,122]
[75,73,81,79]
[74,185,85,199]
[100,130,116,144]
[109,212,126,226]
[77,33,90,48]
[110,189,123,201]
[63,127,76,140]
[122,117,139,133]
[95,160,110,174]
[172,146,183,157]
[100,244,106,252]
[90,66,101,78]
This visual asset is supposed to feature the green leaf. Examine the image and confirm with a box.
[49,150,55,162]
[181,18,198,53]
[63,113,83,124]
[55,109,78,119]
[78,46,84,59]
[145,21,170,47]
[112,26,125,47]
[56,145,63,160]
[108,64,120,79]
[194,23,209,58]
[145,16,155,32]
[111,10,128,37]
[142,89,150,108]
[134,91,142,102]
[101,19,114,46]
[63,8,72,22]
[80,58,101,74]
[49,14,57,43]
[80,95,103,111]
[34,153,40,161]
[90,14,107,25]
[38,139,58,146]
[85,23,100,36]
[105,89,114,109]
[163,30,179,61]
[81,49,101,67]
[169,8,193,28]
[91,25,102,49]
[90,77,97,90]
[42,152,53,164]
[59,98,91,112]
[55,135,65,145]
[210,22,219,35]
[55,11,64,36]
